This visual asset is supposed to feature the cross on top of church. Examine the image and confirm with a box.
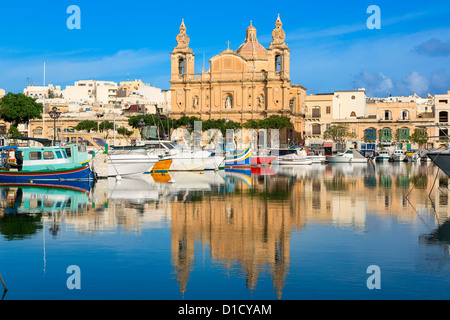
[227,41,231,49]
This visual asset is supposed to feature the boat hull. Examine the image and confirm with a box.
[251,156,277,166]
[278,159,313,165]
[329,156,351,163]
[428,151,450,177]
[225,147,252,168]
[0,164,93,184]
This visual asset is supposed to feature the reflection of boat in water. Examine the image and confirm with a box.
[0,184,90,215]
[107,177,158,203]
[144,170,226,191]
[224,168,252,189]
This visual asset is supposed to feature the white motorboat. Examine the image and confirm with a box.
[350,150,368,163]
[306,154,327,163]
[278,152,313,165]
[375,150,391,162]
[107,147,159,177]
[391,149,406,162]
[329,150,352,163]
[329,150,367,163]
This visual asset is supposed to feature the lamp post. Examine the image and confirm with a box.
[96,113,104,133]
[48,106,61,146]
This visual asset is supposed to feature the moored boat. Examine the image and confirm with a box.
[391,149,406,162]
[375,150,391,162]
[0,145,94,185]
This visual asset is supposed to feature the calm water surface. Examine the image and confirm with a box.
[0,162,449,300]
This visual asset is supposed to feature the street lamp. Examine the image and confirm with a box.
[96,113,104,132]
[49,106,61,146]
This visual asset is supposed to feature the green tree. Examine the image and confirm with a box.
[7,125,24,138]
[74,120,97,133]
[410,128,428,147]
[99,120,114,138]
[0,93,43,127]
[117,126,134,137]
[323,124,356,150]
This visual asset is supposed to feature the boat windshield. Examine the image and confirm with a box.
[345,150,353,154]
[93,138,107,147]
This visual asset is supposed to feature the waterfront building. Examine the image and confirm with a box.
[304,93,334,148]
[0,88,5,99]
[434,91,450,144]
[169,16,307,144]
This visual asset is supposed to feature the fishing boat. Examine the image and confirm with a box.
[375,150,391,162]
[0,145,94,186]
[391,149,406,162]
[224,146,252,168]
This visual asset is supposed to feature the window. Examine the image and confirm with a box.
[312,124,321,135]
[398,128,410,141]
[55,151,63,159]
[312,107,321,118]
[275,55,281,72]
[326,106,331,114]
[178,58,185,75]
[401,110,409,120]
[439,100,448,104]
[383,110,392,120]
[350,111,356,117]
[29,152,42,160]
[65,148,72,157]
[365,128,377,141]
[380,128,392,141]
[44,151,55,159]
[439,111,448,123]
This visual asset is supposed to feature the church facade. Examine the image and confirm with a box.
[169,15,306,143]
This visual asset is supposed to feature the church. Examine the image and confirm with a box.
[169,15,307,143]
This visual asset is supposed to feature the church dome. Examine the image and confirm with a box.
[236,21,268,60]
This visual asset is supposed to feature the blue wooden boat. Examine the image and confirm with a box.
[215,143,252,168]
[0,145,94,186]
[225,147,252,168]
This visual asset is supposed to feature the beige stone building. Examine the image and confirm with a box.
[169,16,306,143]
[434,91,450,143]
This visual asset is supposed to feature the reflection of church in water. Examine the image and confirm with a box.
[170,174,305,299]
[169,15,306,142]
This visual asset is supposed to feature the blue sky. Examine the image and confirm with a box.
[0,0,449,97]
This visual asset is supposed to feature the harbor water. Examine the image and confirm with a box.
[0,162,449,300]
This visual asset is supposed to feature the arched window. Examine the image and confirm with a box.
[275,55,281,72]
[350,111,356,117]
[178,58,185,75]
[439,111,448,123]
[33,127,43,137]
[380,128,392,141]
[364,128,377,141]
